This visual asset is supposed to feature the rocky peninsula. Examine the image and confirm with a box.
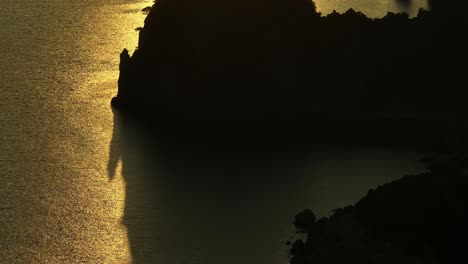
[290,155,468,263]
[112,0,468,124]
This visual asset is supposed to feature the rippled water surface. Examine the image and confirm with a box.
[1,0,426,263]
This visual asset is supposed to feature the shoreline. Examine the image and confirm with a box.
[290,164,468,264]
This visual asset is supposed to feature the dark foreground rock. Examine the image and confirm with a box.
[290,159,468,264]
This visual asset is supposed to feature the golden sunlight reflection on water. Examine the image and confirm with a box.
[66,1,151,263]
[32,0,151,263]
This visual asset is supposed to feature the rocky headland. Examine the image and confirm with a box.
[112,0,468,123]
[110,0,468,148]
[290,155,468,263]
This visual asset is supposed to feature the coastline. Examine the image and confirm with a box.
[290,165,468,264]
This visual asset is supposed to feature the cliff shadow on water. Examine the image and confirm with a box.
[107,107,465,264]
[106,109,323,264]
[106,108,314,264]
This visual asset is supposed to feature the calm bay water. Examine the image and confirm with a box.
[1,0,426,263]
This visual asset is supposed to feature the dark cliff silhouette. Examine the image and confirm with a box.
[112,0,468,126]
[289,157,468,263]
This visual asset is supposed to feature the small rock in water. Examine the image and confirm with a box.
[294,209,316,230]
[290,239,306,255]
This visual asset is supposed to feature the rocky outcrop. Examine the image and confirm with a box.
[289,157,468,263]
[111,0,468,133]
[294,209,316,231]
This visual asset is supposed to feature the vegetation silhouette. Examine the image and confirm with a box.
[112,0,468,129]
[290,157,468,263]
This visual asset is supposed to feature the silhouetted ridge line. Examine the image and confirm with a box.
[289,156,468,263]
[112,0,468,125]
